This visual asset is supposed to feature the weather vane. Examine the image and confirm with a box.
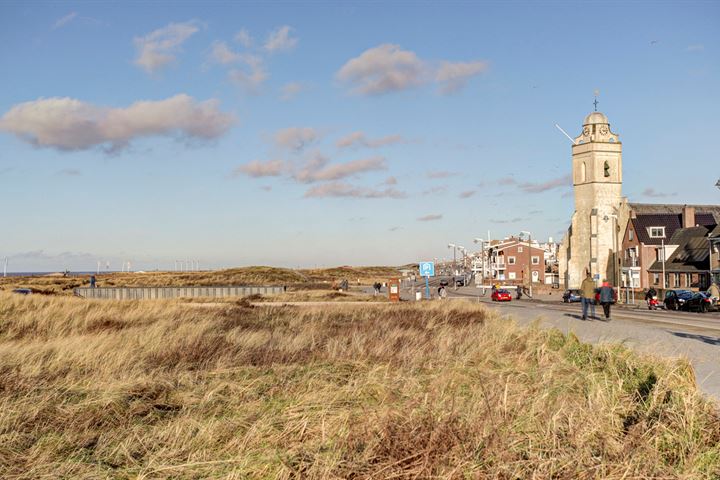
[593,89,600,112]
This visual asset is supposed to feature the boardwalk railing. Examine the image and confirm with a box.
[74,286,285,300]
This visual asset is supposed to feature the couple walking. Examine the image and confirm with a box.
[580,271,616,321]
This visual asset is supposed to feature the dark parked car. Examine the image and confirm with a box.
[562,289,582,303]
[683,292,716,313]
[12,288,32,295]
[454,276,466,287]
[663,289,694,311]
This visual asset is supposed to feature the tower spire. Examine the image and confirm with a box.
[593,89,599,112]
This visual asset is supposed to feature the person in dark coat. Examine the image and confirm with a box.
[89,275,96,288]
[598,280,616,320]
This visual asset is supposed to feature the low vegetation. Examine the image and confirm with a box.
[0,265,404,296]
[0,294,718,478]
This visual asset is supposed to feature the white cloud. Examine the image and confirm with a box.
[436,60,488,94]
[687,44,704,52]
[426,170,457,179]
[234,28,253,47]
[53,12,77,29]
[210,41,242,65]
[228,54,268,92]
[304,181,406,199]
[231,159,286,178]
[459,190,475,199]
[336,131,405,149]
[337,44,487,95]
[134,21,200,74]
[382,176,397,185]
[337,44,426,95]
[273,127,319,151]
[264,25,298,52]
[641,187,677,198]
[280,82,304,101]
[294,156,387,183]
[417,214,442,221]
[0,94,235,152]
[518,174,572,193]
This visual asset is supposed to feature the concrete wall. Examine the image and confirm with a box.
[75,286,285,300]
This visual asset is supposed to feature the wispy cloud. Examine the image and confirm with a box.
[57,168,81,176]
[260,185,272,191]
[435,60,488,94]
[389,226,401,231]
[336,44,487,95]
[134,21,200,74]
[498,177,516,185]
[304,181,406,199]
[382,176,397,185]
[53,12,77,29]
[687,44,704,52]
[427,170,457,179]
[209,41,242,65]
[0,94,234,152]
[459,190,475,199]
[264,25,298,52]
[280,82,304,101]
[422,186,447,195]
[294,156,387,183]
[231,159,286,178]
[228,54,268,93]
[641,187,677,198]
[336,131,405,149]
[490,217,526,224]
[234,28,253,47]
[273,127,319,151]
[518,174,572,193]
[417,214,442,222]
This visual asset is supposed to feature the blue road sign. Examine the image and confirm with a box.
[419,261,435,277]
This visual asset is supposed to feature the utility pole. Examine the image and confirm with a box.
[448,243,457,275]
[3,257,7,277]
[661,238,666,289]
[521,231,533,297]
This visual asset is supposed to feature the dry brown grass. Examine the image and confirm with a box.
[0,293,718,479]
[0,265,403,296]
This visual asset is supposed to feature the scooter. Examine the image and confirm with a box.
[647,296,659,310]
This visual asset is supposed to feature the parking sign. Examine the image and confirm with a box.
[419,262,435,277]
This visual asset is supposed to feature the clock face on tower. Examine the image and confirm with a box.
[583,127,590,136]
[599,125,609,135]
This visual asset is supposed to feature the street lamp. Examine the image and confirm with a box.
[520,231,533,297]
[604,214,620,289]
[447,243,457,273]
[474,238,487,285]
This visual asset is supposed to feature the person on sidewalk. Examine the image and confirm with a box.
[598,280,617,321]
[580,271,596,320]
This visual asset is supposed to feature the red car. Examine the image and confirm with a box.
[491,289,512,302]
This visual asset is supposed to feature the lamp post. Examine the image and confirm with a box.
[604,214,620,289]
[474,238,487,286]
[520,231,532,297]
[448,243,457,274]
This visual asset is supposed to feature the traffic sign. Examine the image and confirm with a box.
[419,261,435,277]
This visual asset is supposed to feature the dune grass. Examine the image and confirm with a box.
[0,293,718,478]
[0,265,403,296]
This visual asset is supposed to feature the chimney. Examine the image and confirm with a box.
[682,205,696,228]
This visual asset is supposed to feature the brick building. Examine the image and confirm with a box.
[487,238,546,284]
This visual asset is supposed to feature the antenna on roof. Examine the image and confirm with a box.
[555,124,578,145]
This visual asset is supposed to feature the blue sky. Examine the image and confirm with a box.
[1,1,718,271]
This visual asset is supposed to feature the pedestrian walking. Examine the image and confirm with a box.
[598,280,617,321]
[89,275,96,289]
[516,285,522,299]
[580,271,596,320]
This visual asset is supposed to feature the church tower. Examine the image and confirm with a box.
[560,111,624,288]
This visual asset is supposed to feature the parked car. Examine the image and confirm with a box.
[12,288,32,295]
[491,289,512,302]
[454,276,466,287]
[562,289,582,303]
[663,289,694,311]
[683,292,716,313]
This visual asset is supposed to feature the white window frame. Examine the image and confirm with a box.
[531,256,540,265]
[629,229,634,241]
[648,226,666,238]
[653,273,660,285]
[508,272,516,280]
[517,246,523,253]
[507,256,516,265]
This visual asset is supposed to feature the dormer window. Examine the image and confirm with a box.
[648,227,665,238]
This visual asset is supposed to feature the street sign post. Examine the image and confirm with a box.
[419,262,435,299]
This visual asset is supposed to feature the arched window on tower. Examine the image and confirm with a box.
[580,162,586,182]
[604,161,610,177]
